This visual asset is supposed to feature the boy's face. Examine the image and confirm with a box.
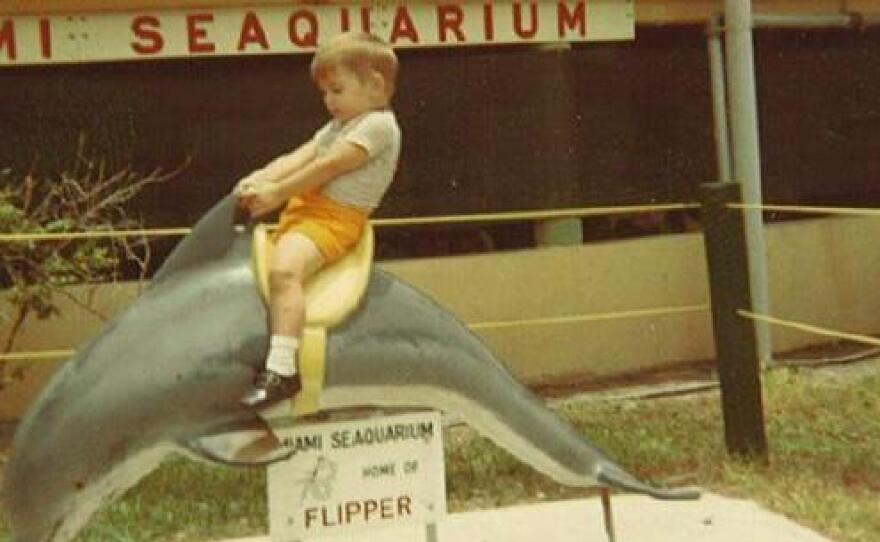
[317,66,378,123]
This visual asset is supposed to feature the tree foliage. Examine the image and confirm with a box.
[0,149,182,390]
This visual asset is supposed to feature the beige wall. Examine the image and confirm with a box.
[764,217,880,349]
[381,232,715,382]
[3,214,880,419]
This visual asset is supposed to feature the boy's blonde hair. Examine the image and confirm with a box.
[311,32,399,102]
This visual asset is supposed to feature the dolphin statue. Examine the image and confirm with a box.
[2,194,698,542]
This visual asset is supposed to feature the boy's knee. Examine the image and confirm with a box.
[269,267,303,290]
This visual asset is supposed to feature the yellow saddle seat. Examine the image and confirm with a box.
[252,224,373,416]
[252,224,374,327]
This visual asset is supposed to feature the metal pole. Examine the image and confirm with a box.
[724,0,773,366]
[600,488,616,542]
[707,14,732,184]
[425,521,439,542]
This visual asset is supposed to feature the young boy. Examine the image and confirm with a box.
[235,32,401,407]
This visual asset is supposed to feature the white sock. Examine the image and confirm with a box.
[265,335,299,376]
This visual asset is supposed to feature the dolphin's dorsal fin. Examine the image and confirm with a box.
[152,194,245,285]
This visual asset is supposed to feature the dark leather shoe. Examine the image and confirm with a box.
[240,370,301,407]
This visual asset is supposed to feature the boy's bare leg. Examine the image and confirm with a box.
[269,232,324,337]
[242,232,324,407]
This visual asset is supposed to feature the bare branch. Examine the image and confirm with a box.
[45,283,110,322]
[2,305,28,355]
[0,144,186,385]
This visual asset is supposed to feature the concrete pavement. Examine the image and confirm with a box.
[219,491,832,542]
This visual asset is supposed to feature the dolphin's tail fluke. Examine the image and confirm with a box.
[597,468,700,500]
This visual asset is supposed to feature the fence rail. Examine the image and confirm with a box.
[0,202,699,243]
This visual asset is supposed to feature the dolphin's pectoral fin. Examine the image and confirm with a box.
[182,417,294,467]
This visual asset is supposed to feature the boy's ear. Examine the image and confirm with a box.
[368,70,387,97]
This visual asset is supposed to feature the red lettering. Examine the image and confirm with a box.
[437,5,465,43]
[340,7,351,32]
[39,18,51,59]
[381,497,393,519]
[397,495,412,516]
[389,7,419,44]
[238,12,269,51]
[513,2,539,39]
[288,10,318,47]
[360,8,371,33]
[323,504,340,526]
[187,13,215,54]
[131,15,163,55]
[344,501,362,523]
[558,1,586,37]
[0,20,16,60]
[484,3,495,42]
[304,507,318,529]
[303,496,410,528]
[364,499,379,520]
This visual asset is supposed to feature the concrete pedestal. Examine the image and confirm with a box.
[218,492,831,542]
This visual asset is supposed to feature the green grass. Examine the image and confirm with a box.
[448,368,880,542]
[1,368,878,541]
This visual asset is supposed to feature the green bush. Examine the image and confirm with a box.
[0,154,180,389]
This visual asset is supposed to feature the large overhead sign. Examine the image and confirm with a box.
[0,1,633,66]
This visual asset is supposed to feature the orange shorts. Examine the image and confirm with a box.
[273,190,368,264]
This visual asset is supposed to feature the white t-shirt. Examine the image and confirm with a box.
[313,110,401,213]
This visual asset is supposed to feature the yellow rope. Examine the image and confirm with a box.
[1,304,711,363]
[372,203,700,228]
[0,349,75,362]
[738,310,880,347]
[468,304,710,331]
[11,201,880,242]
[729,202,880,217]
[14,309,875,360]
[0,228,191,243]
[0,203,698,243]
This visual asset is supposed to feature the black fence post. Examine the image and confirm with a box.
[700,182,768,459]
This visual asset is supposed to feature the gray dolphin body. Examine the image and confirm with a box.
[2,195,697,542]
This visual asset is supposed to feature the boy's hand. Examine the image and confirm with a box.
[233,176,261,196]
[240,184,286,218]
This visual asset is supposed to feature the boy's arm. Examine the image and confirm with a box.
[258,140,318,182]
[245,141,368,217]
[235,140,318,193]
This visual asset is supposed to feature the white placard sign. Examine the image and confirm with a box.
[0,1,634,66]
[267,411,446,541]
